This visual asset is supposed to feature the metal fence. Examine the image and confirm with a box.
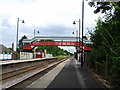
[0,53,12,60]
[20,52,33,60]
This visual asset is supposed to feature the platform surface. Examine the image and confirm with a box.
[0,57,56,65]
[47,57,103,88]
[25,57,104,89]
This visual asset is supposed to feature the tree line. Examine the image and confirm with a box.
[36,45,73,56]
[86,1,120,88]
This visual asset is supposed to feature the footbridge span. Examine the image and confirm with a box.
[22,36,91,51]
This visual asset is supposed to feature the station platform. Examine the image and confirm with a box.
[25,57,104,89]
[0,57,56,65]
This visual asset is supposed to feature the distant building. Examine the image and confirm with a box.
[0,44,11,53]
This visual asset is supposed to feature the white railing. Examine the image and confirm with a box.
[46,54,53,58]
[20,52,33,60]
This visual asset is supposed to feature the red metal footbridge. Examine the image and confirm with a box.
[22,36,91,51]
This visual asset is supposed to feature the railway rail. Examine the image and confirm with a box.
[1,57,69,89]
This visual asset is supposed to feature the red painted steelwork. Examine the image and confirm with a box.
[32,41,82,46]
[23,41,91,51]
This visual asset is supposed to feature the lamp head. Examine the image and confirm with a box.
[73,21,76,25]
[22,20,25,23]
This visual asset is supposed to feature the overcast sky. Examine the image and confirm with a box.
[0,0,102,53]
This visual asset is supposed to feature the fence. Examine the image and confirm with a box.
[20,52,33,60]
[0,53,12,60]
[0,52,53,60]
[46,54,53,58]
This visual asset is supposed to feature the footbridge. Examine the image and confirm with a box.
[22,36,91,51]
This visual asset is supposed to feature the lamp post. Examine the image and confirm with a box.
[16,18,25,58]
[73,19,81,61]
[72,30,78,42]
[72,30,78,60]
[34,29,40,38]
[81,0,84,67]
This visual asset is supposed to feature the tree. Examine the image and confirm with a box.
[36,45,73,56]
[35,40,73,56]
[88,1,120,20]
[87,1,120,87]
[18,35,27,52]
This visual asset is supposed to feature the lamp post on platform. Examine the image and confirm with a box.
[72,30,78,42]
[34,29,40,38]
[16,18,25,52]
[73,19,81,61]
[81,0,84,67]
[16,17,25,60]
[72,30,78,60]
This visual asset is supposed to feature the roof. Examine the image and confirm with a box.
[0,44,11,53]
[23,36,91,44]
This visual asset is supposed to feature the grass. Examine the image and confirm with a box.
[55,55,69,59]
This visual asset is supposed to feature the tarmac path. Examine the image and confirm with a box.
[46,57,103,89]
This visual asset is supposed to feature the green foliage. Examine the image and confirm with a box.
[18,35,27,52]
[1,51,7,54]
[36,40,73,56]
[87,1,120,87]
[36,45,73,56]
[55,55,68,59]
[109,57,120,85]
[7,48,12,53]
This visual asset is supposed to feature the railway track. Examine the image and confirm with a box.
[1,57,68,89]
